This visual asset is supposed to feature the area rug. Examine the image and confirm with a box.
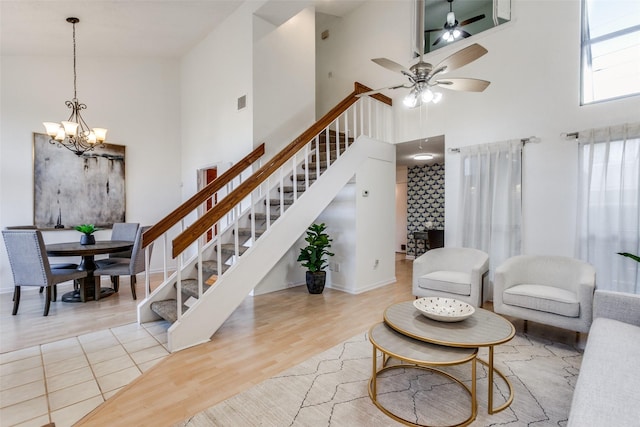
[175,331,582,426]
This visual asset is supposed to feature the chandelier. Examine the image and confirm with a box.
[43,17,107,156]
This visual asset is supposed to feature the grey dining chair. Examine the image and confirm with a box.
[95,226,152,300]
[4,225,80,296]
[108,222,139,258]
[2,229,87,316]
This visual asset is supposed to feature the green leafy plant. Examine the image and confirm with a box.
[74,224,99,235]
[297,223,335,272]
[618,252,640,263]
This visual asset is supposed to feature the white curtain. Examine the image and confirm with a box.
[576,122,640,293]
[459,140,523,285]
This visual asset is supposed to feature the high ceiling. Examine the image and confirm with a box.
[0,0,365,58]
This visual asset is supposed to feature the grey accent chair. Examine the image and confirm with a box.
[413,247,490,307]
[2,229,87,316]
[95,226,152,300]
[493,255,596,333]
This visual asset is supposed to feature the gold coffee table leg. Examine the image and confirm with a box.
[478,346,514,414]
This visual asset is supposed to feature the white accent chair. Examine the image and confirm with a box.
[493,255,596,333]
[413,247,490,307]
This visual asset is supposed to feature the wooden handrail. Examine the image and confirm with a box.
[172,82,391,257]
[142,143,265,249]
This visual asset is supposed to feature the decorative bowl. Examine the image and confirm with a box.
[413,297,475,322]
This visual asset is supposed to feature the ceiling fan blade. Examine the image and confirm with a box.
[356,84,409,97]
[434,43,488,73]
[460,29,472,39]
[459,14,485,27]
[434,78,490,92]
[371,58,412,75]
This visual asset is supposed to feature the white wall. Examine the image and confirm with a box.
[355,156,396,291]
[0,55,181,293]
[254,7,316,159]
[395,165,408,253]
[179,1,259,203]
[317,0,640,259]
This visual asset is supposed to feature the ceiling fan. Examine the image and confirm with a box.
[357,0,490,108]
[426,0,486,46]
[358,43,490,108]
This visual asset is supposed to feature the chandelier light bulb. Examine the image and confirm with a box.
[453,29,461,39]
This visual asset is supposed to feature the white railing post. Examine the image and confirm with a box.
[176,251,183,321]
[197,238,203,298]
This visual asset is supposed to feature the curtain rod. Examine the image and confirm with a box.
[562,132,579,139]
[448,136,539,153]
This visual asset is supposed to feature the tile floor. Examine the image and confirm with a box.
[0,320,171,427]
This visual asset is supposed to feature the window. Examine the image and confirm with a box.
[581,0,640,104]
[576,123,640,293]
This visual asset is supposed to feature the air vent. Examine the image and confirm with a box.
[237,95,246,110]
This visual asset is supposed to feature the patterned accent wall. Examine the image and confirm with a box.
[407,163,445,257]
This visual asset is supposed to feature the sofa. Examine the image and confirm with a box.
[567,289,640,426]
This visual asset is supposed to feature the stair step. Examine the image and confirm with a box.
[198,259,229,276]
[265,198,295,206]
[279,185,307,194]
[310,150,339,161]
[315,130,355,145]
[292,172,321,181]
[214,243,249,256]
[151,299,178,323]
[302,161,328,170]
[179,278,213,299]
[234,227,265,238]
[250,212,280,222]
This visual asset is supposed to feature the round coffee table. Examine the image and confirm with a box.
[369,322,478,427]
[384,300,516,414]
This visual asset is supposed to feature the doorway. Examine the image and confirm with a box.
[197,166,218,243]
[395,135,445,259]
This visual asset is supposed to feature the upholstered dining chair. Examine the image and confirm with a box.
[493,255,596,333]
[4,225,79,295]
[2,229,87,316]
[108,222,139,258]
[413,247,490,307]
[95,226,152,300]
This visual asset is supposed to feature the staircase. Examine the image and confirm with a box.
[137,83,393,352]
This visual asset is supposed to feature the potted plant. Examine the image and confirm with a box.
[297,223,335,294]
[75,224,99,245]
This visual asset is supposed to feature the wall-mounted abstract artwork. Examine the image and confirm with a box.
[33,133,126,229]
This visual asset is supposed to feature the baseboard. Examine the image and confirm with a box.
[329,277,396,295]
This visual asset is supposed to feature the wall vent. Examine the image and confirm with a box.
[237,95,247,110]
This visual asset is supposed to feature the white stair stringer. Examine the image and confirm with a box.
[165,136,394,352]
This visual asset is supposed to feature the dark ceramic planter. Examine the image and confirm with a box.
[80,234,95,245]
[306,271,326,294]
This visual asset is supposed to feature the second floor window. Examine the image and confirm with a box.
[581,0,640,104]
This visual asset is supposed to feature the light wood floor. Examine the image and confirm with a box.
[72,256,414,426]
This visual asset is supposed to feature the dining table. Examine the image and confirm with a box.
[46,240,134,302]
